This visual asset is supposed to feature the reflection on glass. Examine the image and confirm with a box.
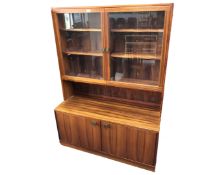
[65,55,102,79]
[61,31,101,52]
[111,32,163,56]
[109,11,165,29]
[111,58,160,85]
[58,13,100,29]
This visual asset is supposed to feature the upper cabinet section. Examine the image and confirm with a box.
[52,4,173,91]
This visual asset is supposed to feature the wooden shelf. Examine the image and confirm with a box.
[111,29,164,33]
[111,52,161,60]
[62,75,106,85]
[60,28,101,32]
[63,50,103,57]
[62,75,162,92]
[117,78,158,85]
[55,95,161,132]
[107,80,162,92]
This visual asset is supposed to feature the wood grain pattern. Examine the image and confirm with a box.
[85,118,101,151]
[104,5,170,12]
[73,83,162,109]
[62,75,106,85]
[62,75,163,92]
[61,142,155,171]
[55,111,158,168]
[55,95,161,132]
[55,111,101,151]
[104,11,111,81]
[52,3,173,13]
[101,122,158,165]
[100,12,106,80]
[107,80,163,92]
[69,115,80,146]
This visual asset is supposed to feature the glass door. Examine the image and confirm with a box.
[107,9,165,86]
[57,10,104,79]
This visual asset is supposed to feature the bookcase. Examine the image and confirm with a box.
[52,3,173,171]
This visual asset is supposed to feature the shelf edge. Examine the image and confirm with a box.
[62,75,106,85]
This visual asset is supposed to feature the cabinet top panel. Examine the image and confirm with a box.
[51,3,173,13]
[55,95,161,132]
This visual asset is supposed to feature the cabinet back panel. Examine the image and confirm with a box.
[72,82,162,109]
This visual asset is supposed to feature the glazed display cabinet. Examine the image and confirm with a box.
[52,3,173,171]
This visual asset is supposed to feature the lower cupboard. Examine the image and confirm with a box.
[55,111,158,169]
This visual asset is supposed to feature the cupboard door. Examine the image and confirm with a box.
[56,10,105,80]
[101,121,158,166]
[101,122,127,158]
[55,111,101,151]
[105,9,166,86]
[55,111,67,142]
[78,118,101,151]
[55,111,80,146]
[134,129,158,165]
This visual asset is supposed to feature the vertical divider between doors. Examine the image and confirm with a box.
[103,10,110,81]
[100,11,106,81]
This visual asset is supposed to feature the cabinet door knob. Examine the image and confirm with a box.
[90,120,99,126]
[102,48,106,52]
[101,48,110,53]
[103,123,111,128]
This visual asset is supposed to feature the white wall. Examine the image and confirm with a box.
[0,0,219,175]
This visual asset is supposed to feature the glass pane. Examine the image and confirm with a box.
[65,55,103,79]
[57,12,103,79]
[60,31,101,52]
[58,13,100,29]
[109,11,164,85]
[110,58,160,85]
[109,11,164,29]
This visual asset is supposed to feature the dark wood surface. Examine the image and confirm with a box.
[55,111,102,151]
[101,122,158,165]
[55,111,158,170]
[72,83,162,109]
[60,142,155,171]
[55,95,161,131]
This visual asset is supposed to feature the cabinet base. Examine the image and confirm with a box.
[60,141,155,171]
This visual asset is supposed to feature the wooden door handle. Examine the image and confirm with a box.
[90,120,99,126]
[103,123,111,128]
[105,48,110,52]
[102,48,110,53]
